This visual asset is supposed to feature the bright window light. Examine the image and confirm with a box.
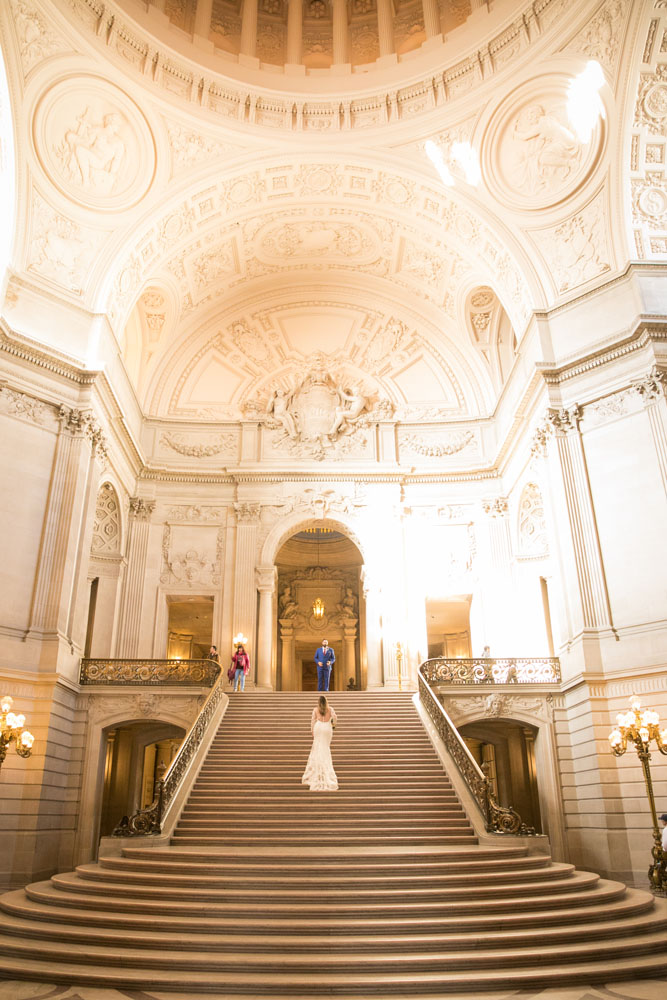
[567,60,605,144]
[425,139,454,187]
[450,141,481,186]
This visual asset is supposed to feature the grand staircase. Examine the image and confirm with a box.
[1,690,667,994]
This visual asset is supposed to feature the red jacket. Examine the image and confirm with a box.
[231,651,250,674]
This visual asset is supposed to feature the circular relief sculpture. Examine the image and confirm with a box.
[482,75,604,212]
[33,76,156,211]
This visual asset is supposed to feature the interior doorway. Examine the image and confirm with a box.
[275,524,364,690]
[425,596,472,658]
[166,595,214,659]
[459,718,542,832]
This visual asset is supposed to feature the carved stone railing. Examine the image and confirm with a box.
[80,658,220,687]
[418,664,535,836]
[112,666,226,836]
[421,657,560,686]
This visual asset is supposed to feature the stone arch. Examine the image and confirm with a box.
[260,509,367,568]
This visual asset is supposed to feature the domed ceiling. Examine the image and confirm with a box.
[1,0,656,434]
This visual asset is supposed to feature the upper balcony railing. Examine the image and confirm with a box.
[421,657,560,686]
[79,658,220,687]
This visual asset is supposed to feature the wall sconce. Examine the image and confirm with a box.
[312,597,325,620]
[1,695,35,771]
[233,633,248,647]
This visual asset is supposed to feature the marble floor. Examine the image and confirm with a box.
[1,981,667,1000]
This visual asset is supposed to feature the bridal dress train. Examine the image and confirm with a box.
[302,710,338,792]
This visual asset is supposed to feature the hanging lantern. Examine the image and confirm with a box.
[312,597,325,620]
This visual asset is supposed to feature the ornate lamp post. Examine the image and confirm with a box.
[0,695,35,771]
[395,642,403,692]
[609,694,667,893]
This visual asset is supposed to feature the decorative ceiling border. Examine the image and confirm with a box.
[61,0,569,134]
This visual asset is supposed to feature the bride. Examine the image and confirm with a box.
[302,695,338,791]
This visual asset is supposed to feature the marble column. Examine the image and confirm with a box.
[546,406,613,632]
[362,569,383,688]
[332,0,348,64]
[376,0,395,57]
[422,0,441,37]
[280,620,295,690]
[286,0,303,65]
[256,564,276,689]
[240,0,259,57]
[116,498,155,658]
[343,620,357,690]
[194,0,214,37]
[232,503,260,682]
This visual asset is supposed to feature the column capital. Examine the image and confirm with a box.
[234,501,261,524]
[256,564,276,592]
[546,404,582,436]
[530,423,551,459]
[482,497,509,518]
[128,497,156,520]
[58,405,108,458]
[633,366,666,404]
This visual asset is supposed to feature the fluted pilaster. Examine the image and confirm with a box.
[332,0,348,64]
[256,564,276,689]
[376,0,395,57]
[116,499,155,658]
[286,0,303,65]
[422,0,441,37]
[194,0,213,37]
[240,0,259,57]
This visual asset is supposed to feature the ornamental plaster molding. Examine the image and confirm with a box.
[10,0,71,77]
[27,190,106,297]
[528,191,612,294]
[0,385,49,425]
[128,497,155,520]
[91,482,121,555]
[165,505,227,523]
[33,76,156,212]
[546,404,583,434]
[160,523,223,586]
[166,120,244,176]
[61,0,567,132]
[106,165,532,335]
[443,693,554,723]
[399,430,476,458]
[58,404,108,457]
[233,502,261,524]
[632,366,667,402]
[83,692,202,724]
[628,8,667,260]
[565,0,628,75]
[160,431,237,458]
[482,497,509,517]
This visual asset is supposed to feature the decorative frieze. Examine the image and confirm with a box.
[482,497,509,517]
[0,386,48,424]
[400,430,475,458]
[160,432,237,458]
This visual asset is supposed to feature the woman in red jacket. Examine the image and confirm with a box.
[231,644,250,692]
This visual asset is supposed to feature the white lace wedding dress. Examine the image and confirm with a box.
[302,708,338,792]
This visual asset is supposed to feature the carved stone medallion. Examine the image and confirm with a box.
[32,77,156,211]
[482,75,604,211]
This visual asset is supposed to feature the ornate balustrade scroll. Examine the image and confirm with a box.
[418,664,535,836]
[421,656,560,685]
[80,658,221,686]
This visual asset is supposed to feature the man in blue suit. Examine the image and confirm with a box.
[314,639,335,691]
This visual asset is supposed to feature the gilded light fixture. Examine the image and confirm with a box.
[609,694,667,892]
[0,695,35,770]
[232,633,248,647]
[312,531,325,620]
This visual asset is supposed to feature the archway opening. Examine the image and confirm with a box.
[98,720,185,837]
[275,525,364,691]
[459,718,542,833]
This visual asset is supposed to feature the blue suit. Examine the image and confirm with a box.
[314,645,335,691]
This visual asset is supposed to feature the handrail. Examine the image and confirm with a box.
[418,663,535,835]
[421,656,560,685]
[80,658,220,686]
[112,666,226,836]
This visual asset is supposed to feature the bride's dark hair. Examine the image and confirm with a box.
[318,695,327,715]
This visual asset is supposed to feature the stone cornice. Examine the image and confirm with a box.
[536,317,667,387]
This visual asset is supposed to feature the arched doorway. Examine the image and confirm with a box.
[275,525,364,691]
[458,718,542,833]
